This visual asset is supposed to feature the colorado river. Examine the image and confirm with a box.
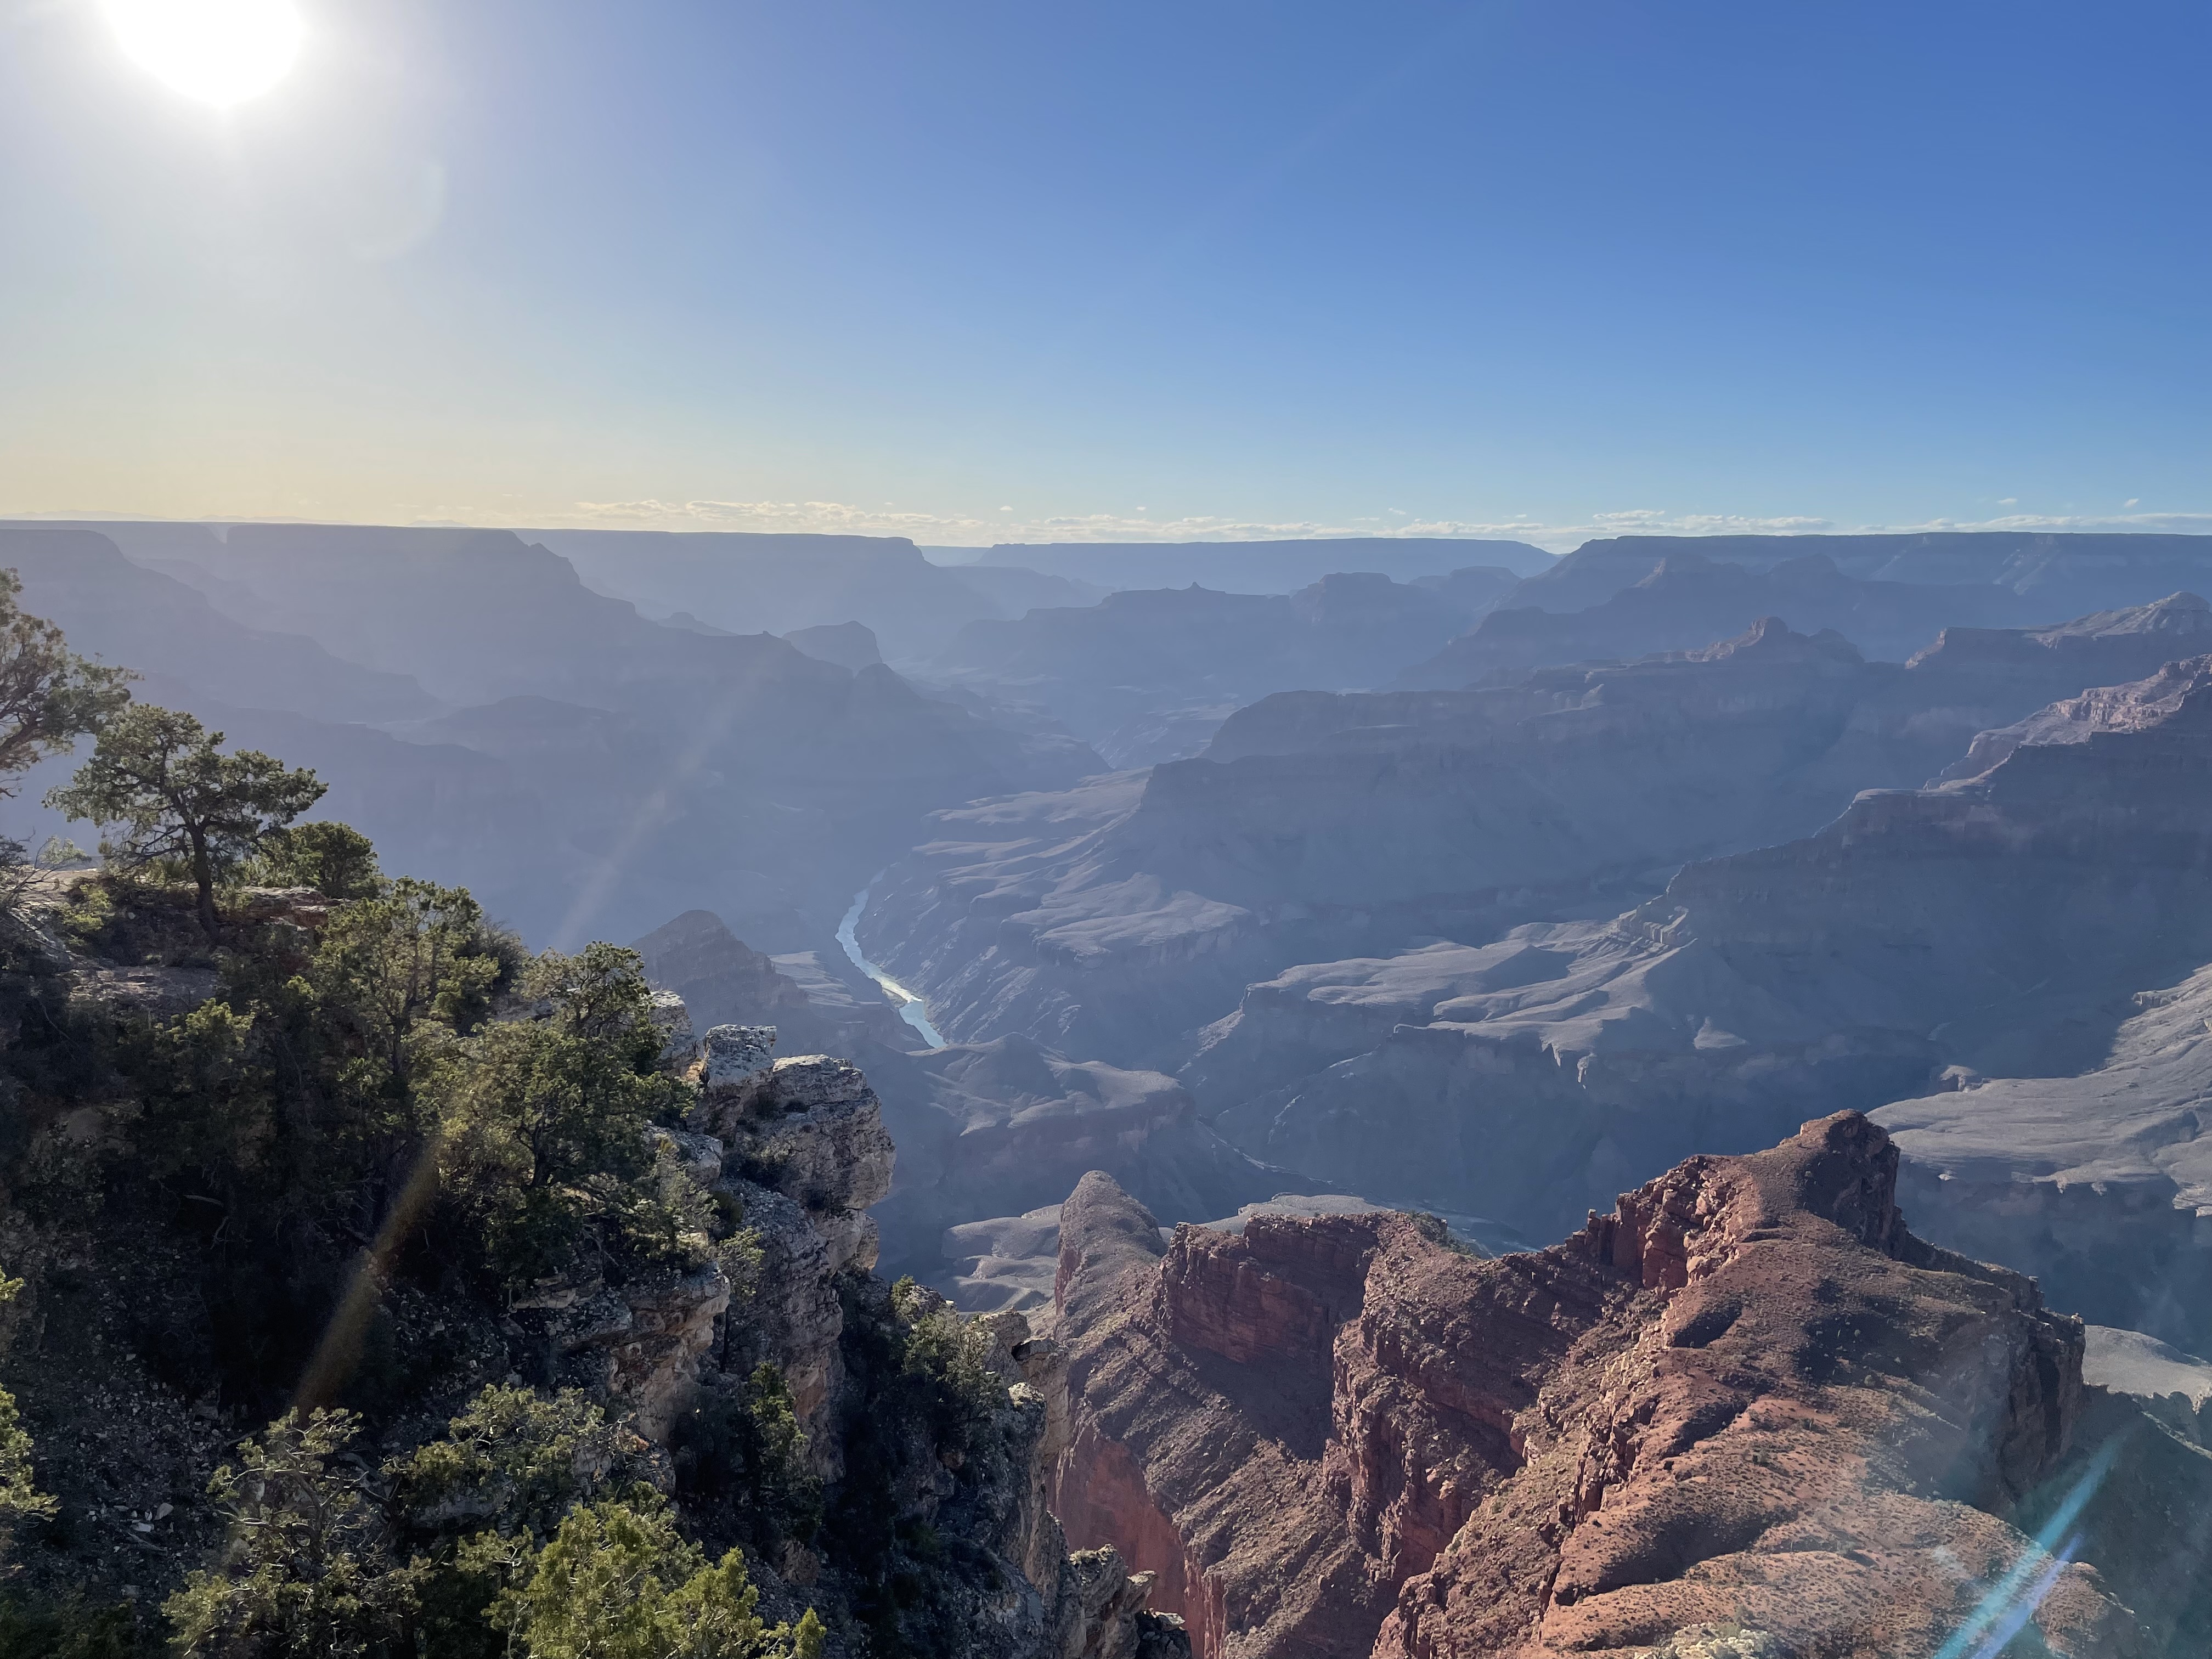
[837,879,947,1048]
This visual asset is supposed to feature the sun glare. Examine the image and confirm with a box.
[103,0,304,108]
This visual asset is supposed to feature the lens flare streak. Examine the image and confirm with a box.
[1929,1443,2119,1659]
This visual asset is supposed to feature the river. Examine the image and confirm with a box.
[837,879,947,1048]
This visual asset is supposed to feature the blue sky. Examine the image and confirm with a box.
[1,0,2204,547]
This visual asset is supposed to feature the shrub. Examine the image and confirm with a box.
[163,1410,415,1659]
[252,823,382,901]
[670,1365,822,1551]
[487,1497,823,1659]
[391,1385,651,1542]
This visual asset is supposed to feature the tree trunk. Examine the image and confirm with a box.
[188,823,217,939]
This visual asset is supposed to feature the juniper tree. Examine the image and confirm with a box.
[0,566,131,795]
[47,704,326,937]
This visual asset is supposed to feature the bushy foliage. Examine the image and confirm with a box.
[163,1410,415,1659]
[141,1389,834,1659]
[888,1279,1004,1457]
[0,613,839,1658]
[0,567,131,797]
[0,1596,140,1659]
[823,1278,1013,1651]
[0,1272,54,1538]
[392,1385,651,1543]
[312,880,507,1088]
[487,1497,822,1659]
[390,1385,660,1659]
[424,943,702,1289]
[671,1365,822,1554]
[251,822,382,901]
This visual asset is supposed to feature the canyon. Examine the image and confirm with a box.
[1192,653,2212,1331]
[12,521,2212,1655]
[930,571,1519,765]
[1397,550,2037,687]
[629,905,1308,1290]
[861,594,2212,1075]
[0,522,1100,951]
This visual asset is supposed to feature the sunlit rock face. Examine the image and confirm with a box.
[1053,1115,2208,1659]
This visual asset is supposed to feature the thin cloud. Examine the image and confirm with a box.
[557,499,1841,552]
[513,497,2210,554]
[1865,510,2212,537]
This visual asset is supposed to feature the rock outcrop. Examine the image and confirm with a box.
[1053,1114,2211,1658]
[524,1263,735,1442]
[936,1195,1395,1321]
[663,1026,895,1462]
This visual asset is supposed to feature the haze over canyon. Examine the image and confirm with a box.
[5,517,2212,1658]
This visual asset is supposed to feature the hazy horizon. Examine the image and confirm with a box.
[2,1,2203,549]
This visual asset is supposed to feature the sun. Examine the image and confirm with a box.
[103,0,304,108]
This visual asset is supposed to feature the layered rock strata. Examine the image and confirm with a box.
[1053,1114,2210,1659]
[867,599,2212,1077]
[1201,651,2212,1262]
[931,573,1502,757]
[865,622,1884,1070]
[1500,531,2212,620]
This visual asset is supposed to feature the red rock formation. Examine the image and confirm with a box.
[1053,1114,2160,1659]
